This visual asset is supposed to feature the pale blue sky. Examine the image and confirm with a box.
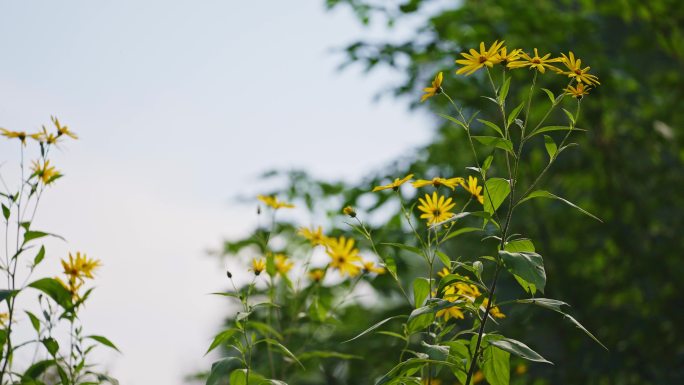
[0,1,431,383]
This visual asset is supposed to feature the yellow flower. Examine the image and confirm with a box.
[30,160,62,185]
[1,129,29,145]
[417,192,456,226]
[455,40,505,76]
[258,195,295,210]
[308,269,326,282]
[325,236,362,277]
[437,267,451,278]
[56,276,83,299]
[507,48,561,73]
[472,370,485,384]
[61,252,101,281]
[52,116,78,139]
[251,258,266,275]
[0,313,8,327]
[298,226,328,246]
[515,363,528,375]
[482,297,506,319]
[274,254,294,275]
[437,285,465,320]
[461,175,484,204]
[362,260,385,275]
[372,174,414,192]
[564,83,591,99]
[557,52,600,85]
[421,72,443,102]
[495,46,523,66]
[342,206,356,218]
[412,177,464,190]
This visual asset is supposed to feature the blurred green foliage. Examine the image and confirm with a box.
[212,1,684,384]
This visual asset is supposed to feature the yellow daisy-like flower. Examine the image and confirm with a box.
[52,116,78,139]
[325,236,362,277]
[251,258,266,275]
[437,285,466,320]
[417,192,456,226]
[34,125,60,144]
[361,260,385,275]
[308,269,326,282]
[412,177,464,190]
[298,226,328,246]
[557,52,600,85]
[495,47,523,66]
[564,82,591,100]
[437,267,451,278]
[0,129,43,144]
[507,48,561,73]
[61,252,101,286]
[258,195,295,210]
[455,40,505,76]
[342,206,356,218]
[274,254,294,275]
[0,312,9,327]
[372,174,414,192]
[421,72,443,102]
[482,297,506,319]
[461,175,484,204]
[30,160,62,185]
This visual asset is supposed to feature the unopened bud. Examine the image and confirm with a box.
[343,206,357,218]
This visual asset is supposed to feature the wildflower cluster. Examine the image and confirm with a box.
[0,117,117,384]
[207,41,605,385]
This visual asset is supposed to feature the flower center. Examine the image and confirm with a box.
[532,58,541,64]
[337,256,346,264]
[574,69,582,75]
[478,56,487,63]
[433,209,442,217]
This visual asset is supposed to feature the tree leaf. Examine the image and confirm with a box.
[487,337,552,364]
[413,278,430,308]
[344,315,407,343]
[544,135,557,158]
[483,178,511,215]
[483,343,510,385]
[499,250,546,293]
[86,335,121,352]
[518,190,602,222]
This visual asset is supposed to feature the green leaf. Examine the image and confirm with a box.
[541,88,555,103]
[33,246,45,267]
[487,337,552,364]
[376,358,455,385]
[422,341,449,362]
[41,337,59,356]
[0,289,17,302]
[483,344,510,385]
[407,299,463,334]
[344,315,406,343]
[229,369,248,385]
[247,321,283,340]
[516,298,568,312]
[499,77,511,104]
[504,239,535,253]
[507,101,525,128]
[544,135,557,158]
[435,251,451,268]
[518,190,602,222]
[382,253,398,280]
[21,359,56,380]
[442,227,481,242]
[562,108,576,124]
[563,313,608,351]
[381,243,424,259]
[477,119,504,137]
[23,230,49,243]
[1,204,9,221]
[25,311,41,333]
[483,178,511,215]
[528,125,584,138]
[261,339,304,369]
[266,253,276,276]
[438,113,468,131]
[28,278,73,310]
[297,350,361,361]
[206,358,240,385]
[472,136,514,153]
[86,335,121,352]
[499,250,546,293]
[482,155,494,172]
[413,278,430,308]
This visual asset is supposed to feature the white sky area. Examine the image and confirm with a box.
[0,1,433,384]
